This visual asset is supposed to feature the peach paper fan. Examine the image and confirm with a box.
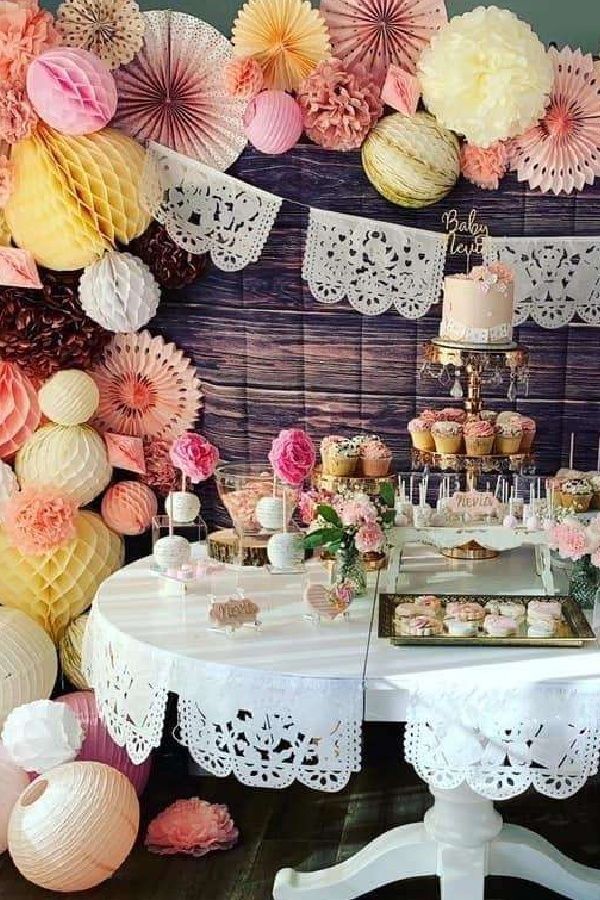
[56,0,145,70]
[320,0,448,83]
[91,330,202,440]
[510,46,600,195]
[113,10,247,171]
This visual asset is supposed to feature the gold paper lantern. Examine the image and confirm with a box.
[8,762,139,892]
[0,511,123,641]
[0,608,58,728]
[58,613,90,690]
[15,424,112,508]
[38,370,100,426]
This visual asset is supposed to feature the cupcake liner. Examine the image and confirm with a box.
[410,431,435,452]
[519,432,535,452]
[360,457,391,477]
[326,456,358,477]
[590,491,600,510]
[495,436,522,455]
[433,435,462,454]
[465,436,494,456]
[560,492,592,513]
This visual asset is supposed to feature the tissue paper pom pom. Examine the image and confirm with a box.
[460,141,509,191]
[0,0,61,86]
[0,153,11,206]
[418,7,553,147]
[1,699,83,773]
[4,485,77,556]
[269,428,316,485]
[145,798,238,857]
[27,47,118,136]
[0,87,37,144]
[0,744,29,854]
[128,222,210,290]
[233,0,330,92]
[170,433,219,484]
[79,251,160,333]
[138,437,179,497]
[244,90,303,154]
[101,481,157,535]
[0,609,57,728]
[298,58,382,151]
[16,423,112,507]
[0,361,41,460]
[38,370,99,426]
[0,460,18,520]
[56,0,145,70]
[224,55,264,100]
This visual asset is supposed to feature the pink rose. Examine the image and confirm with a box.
[355,522,385,554]
[380,64,420,117]
[268,428,316,486]
[169,433,219,484]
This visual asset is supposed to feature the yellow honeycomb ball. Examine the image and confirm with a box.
[39,371,100,426]
[58,613,90,690]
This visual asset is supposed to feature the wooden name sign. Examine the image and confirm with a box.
[448,490,499,518]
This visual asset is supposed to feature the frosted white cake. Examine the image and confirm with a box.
[440,264,515,345]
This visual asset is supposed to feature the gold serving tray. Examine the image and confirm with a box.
[312,467,396,497]
[411,448,535,474]
[379,594,596,648]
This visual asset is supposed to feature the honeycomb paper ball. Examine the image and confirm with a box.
[244,90,304,154]
[16,423,112,507]
[8,762,139,892]
[0,745,29,854]
[362,112,460,208]
[58,613,90,690]
[0,362,41,460]
[27,48,118,136]
[0,511,123,641]
[38,370,100,426]
[101,481,158,535]
[0,461,18,521]
[79,251,161,333]
[0,609,57,729]
[2,700,83,774]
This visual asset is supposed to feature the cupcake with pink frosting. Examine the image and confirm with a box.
[358,437,392,477]
[464,419,495,456]
[408,417,434,452]
[419,409,441,425]
[431,420,463,454]
[480,409,498,425]
[438,408,467,424]
[512,415,536,451]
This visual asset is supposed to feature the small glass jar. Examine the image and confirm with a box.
[332,543,367,597]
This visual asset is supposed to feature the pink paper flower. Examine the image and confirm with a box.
[224,55,263,101]
[139,437,180,497]
[0,152,11,205]
[0,0,61,86]
[0,86,37,143]
[380,64,420,116]
[4,483,77,556]
[169,432,219,484]
[268,428,316,486]
[145,798,239,857]
[355,522,385,553]
[460,141,509,190]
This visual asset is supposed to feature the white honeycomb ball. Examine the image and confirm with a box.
[38,370,100,426]
[79,251,161,333]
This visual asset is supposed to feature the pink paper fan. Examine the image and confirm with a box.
[511,47,600,195]
[91,331,203,440]
[113,10,247,171]
[319,0,448,83]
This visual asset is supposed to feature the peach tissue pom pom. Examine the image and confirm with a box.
[224,55,263,101]
[460,141,509,191]
[145,798,239,858]
[0,153,12,206]
[0,0,61,86]
[4,483,77,556]
[0,87,37,144]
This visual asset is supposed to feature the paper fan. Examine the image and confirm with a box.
[320,0,447,82]
[56,0,146,70]
[113,11,247,171]
[91,331,202,439]
[511,47,600,195]
[232,0,331,92]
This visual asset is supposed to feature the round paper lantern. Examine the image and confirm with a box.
[16,423,112,507]
[38,370,100,426]
[58,613,90,690]
[2,700,83,774]
[27,48,118,136]
[0,609,57,729]
[0,362,41,460]
[0,511,123,641]
[58,692,151,795]
[362,111,460,208]
[101,481,158,535]
[8,762,139,892]
[244,91,303,154]
[79,251,161,333]
[0,461,18,521]
[0,745,29,854]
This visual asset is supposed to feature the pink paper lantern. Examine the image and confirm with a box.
[0,744,29,854]
[101,481,158,535]
[244,90,303,155]
[0,362,41,460]
[57,692,151,796]
[27,47,118,136]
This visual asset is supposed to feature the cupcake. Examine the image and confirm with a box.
[514,415,536,451]
[480,409,498,425]
[438,408,467,424]
[431,420,463,454]
[327,440,359,477]
[320,435,345,473]
[414,595,442,613]
[408,418,434,452]
[588,474,600,510]
[496,411,516,424]
[359,437,392,477]
[559,479,593,513]
[446,619,478,637]
[420,409,441,425]
[495,421,523,455]
[464,419,495,456]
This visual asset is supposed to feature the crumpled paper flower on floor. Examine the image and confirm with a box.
[145,798,239,857]
[56,0,145,71]
[4,485,77,556]
[128,222,210,290]
[0,0,61,86]
[460,141,509,191]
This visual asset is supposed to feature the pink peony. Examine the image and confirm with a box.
[224,55,263,100]
[4,483,77,555]
[298,487,333,525]
[170,432,219,484]
[269,428,316,486]
[0,151,11,205]
[460,140,509,190]
[0,0,61,87]
[355,522,385,554]
[547,522,589,561]
[380,64,420,116]
[145,798,238,857]
[0,86,37,143]
[337,495,378,528]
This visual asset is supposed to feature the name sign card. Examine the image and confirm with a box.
[448,490,500,519]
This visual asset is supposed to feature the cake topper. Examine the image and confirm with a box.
[441,208,488,272]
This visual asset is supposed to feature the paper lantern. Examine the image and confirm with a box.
[2,700,83,774]
[16,423,112,507]
[27,48,118,136]
[8,762,139,892]
[38,370,100,426]
[58,613,90,690]
[0,362,41,460]
[244,90,304,154]
[362,112,460,207]
[79,251,161,333]
[0,511,123,641]
[0,462,18,521]
[0,745,29,855]
[101,481,157,535]
[58,692,151,795]
[0,609,57,729]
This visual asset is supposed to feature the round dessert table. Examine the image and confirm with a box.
[84,542,600,900]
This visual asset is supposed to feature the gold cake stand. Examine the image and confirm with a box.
[411,448,535,477]
[312,468,396,497]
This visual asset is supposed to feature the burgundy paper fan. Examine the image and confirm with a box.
[113,10,247,171]
[320,0,448,83]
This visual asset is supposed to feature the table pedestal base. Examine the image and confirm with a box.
[273,785,600,900]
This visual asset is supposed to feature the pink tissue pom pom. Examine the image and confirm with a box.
[244,90,303,155]
[460,141,509,190]
[145,798,239,857]
[380,65,420,116]
[0,87,37,144]
[268,428,316,485]
[169,432,219,484]
[224,55,263,101]
[4,484,77,556]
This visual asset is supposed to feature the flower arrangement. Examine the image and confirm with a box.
[546,517,600,608]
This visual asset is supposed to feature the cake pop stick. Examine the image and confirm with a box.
[282,486,288,534]
[569,433,575,470]
[168,492,174,537]
[597,437,600,473]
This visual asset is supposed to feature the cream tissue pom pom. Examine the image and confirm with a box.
[418,6,553,147]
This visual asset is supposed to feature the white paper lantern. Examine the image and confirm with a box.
[166,491,201,524]
[79,251,161,332]
[2,700,83,774]
[0,609,57,729]
[0,461,18,521]
[0,744,29,854]
[38,370,100,426]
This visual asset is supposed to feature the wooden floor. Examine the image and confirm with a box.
[1,723,598,900]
